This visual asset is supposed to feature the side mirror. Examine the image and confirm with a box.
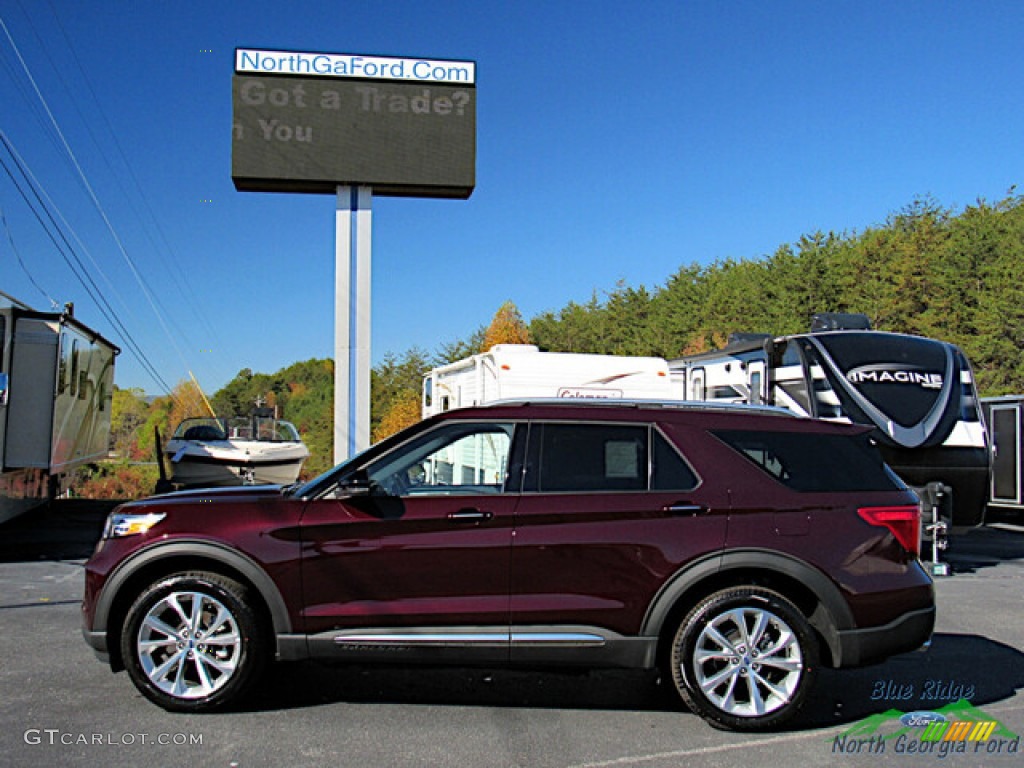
[338,469,373,495]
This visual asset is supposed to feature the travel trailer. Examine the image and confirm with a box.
[981,395,1024,513]
[669,313,989,526]
[0,292,118,523]
[422,345,675,418]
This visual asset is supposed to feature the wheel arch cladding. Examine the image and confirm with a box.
[94,541,291,671]
[642,549,854,669]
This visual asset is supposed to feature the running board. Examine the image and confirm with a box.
[297,626,657,669]
[333,630,607,648]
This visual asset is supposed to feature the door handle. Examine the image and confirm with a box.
[447,508,494,523]
[663,503,708,516]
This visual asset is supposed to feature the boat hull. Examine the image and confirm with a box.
[165,439,310,488]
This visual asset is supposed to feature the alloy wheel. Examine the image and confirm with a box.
[136,590,242,700]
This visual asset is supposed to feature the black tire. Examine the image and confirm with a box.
[668,586,818,731]
[120,571,268,712]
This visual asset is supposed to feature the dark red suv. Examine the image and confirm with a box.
[82,401,934,731]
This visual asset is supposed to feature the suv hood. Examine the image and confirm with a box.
[128,485,286,508]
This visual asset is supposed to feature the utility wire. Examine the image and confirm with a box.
[0,132,180,401]
[40,0,226,354]
[0,201,59,309]
[0,12,198,390]
[2,121,170,373]
[0,137,177,400]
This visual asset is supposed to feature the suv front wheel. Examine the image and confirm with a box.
[669,586,818,731]
[120,571,268,712]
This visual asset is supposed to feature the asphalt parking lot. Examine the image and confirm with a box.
[0,502,1021,768]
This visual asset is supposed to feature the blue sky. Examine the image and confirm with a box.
[1,0,1021,395]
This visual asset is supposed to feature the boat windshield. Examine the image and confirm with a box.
[226,416,302,442]
[172,418,228,441]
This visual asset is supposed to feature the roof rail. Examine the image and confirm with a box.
[478,398,799,417]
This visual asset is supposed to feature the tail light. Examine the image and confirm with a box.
[858,505,921,556]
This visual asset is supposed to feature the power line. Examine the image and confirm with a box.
[0,11,200,392]
[41,0,226,354]
[0,201,58,309]
[0,131,180,401]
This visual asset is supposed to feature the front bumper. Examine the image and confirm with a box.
[82,627,110,664]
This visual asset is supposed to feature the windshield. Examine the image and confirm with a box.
[225,416,303,441]
[172,417,227,441]
[287,417,439,498]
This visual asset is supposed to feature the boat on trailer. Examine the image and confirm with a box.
[164,409,309,489]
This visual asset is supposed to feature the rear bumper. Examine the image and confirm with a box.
[835,604,936,667]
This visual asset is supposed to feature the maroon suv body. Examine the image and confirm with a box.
[83,401,934,730]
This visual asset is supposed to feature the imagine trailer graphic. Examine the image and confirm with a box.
[832,699,1019,759]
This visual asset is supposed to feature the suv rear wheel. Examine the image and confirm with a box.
[668,586,818,731]
[120,571,268,712]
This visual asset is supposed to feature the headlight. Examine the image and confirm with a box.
[102,511,166,539]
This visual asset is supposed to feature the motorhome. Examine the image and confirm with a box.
[669,313,989,526]
[422,345,675,418]
[0,292,118,523]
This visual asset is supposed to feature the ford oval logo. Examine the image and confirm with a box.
[900,711,947,728]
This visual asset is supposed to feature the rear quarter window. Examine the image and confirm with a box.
[711,429,905,492]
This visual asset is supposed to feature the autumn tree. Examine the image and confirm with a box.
[373,389,423,442]
[482,301,530,350]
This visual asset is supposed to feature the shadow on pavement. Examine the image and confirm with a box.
[0,499,117,562]
[944,512,1024,574]
[798,632,1024,729]
[250,663,672,714]
[240,632,1024,726]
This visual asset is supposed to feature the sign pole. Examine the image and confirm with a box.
[334,185,373,465]
[232,48,475,467]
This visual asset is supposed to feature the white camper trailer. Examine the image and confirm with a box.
[669,313,989,527]
[422,345,675,418]
[0,292,118,523]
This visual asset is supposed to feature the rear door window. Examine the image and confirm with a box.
[652,430,699,491]
[524,423,698,492]
[528,423,647,492]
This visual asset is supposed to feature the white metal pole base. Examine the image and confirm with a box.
[334,185,372,465]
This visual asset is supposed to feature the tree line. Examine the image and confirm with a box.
[529,194,1024,397]
[88,193,1024,497]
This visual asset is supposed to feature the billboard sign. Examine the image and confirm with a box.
[231,48,476,198]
